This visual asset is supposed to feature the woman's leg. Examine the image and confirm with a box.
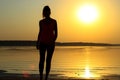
[45,44,55,80]
[39,45,46,80]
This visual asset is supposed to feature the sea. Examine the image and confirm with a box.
[0,46,120,79]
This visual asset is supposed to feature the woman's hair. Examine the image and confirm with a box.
[42,6,51,18]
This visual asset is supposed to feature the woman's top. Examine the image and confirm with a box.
[37,18,57,45]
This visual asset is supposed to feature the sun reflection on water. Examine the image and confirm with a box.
[79,48,101,79]
[79,66,101,79]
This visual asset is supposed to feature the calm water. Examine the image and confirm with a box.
[0,46,120,78]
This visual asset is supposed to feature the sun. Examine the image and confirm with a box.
[77,4,99,23]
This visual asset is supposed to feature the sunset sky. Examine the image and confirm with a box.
[0,0,120,43]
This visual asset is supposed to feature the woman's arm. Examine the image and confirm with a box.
[36,21,42,49]
[54,20,58,41]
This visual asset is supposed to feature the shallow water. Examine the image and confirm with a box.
[0,46,120,78]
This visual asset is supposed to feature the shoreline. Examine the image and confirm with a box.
[0,74,108,80]
[0,71,120,80]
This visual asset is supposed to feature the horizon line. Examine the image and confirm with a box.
[0,40,120,45]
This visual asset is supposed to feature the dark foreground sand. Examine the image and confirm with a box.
[0,77,109,80]
[0,70,120,80]
[0,73,109,80]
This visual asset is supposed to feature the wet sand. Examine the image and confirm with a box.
[0,70,120,80]
[0,73,119,80]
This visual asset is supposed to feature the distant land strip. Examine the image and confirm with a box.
[0,40,120,46]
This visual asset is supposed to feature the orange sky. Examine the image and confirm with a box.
[0,0,120,43]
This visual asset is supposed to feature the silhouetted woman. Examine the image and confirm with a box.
[36,6,58,80]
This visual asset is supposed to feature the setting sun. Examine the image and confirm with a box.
[77,4,99,23]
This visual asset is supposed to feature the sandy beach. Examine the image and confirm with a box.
[1,71,120,80]
[0,75,109,80]
[0,70,108,80]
